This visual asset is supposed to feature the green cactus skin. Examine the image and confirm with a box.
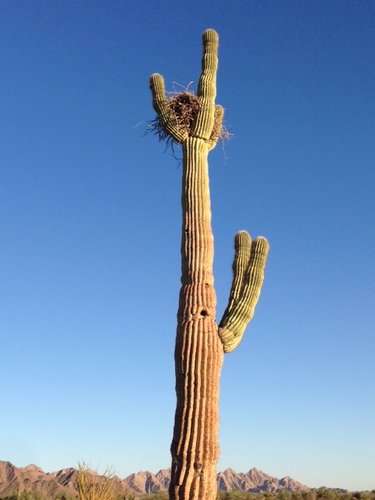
[150,73,189,144]
[150,29,269,500]
[219,232,269,353]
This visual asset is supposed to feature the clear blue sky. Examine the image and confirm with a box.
[1,0,374,492]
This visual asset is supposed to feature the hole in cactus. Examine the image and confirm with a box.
[194,462,202,472]
[200,309,209,317]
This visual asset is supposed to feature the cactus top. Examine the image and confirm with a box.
[150,29,224,151]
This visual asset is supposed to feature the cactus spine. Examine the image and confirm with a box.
[150,29,269,500]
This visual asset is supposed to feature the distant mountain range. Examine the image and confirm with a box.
[0,460,310,497]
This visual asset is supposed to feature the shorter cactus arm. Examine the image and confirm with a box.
[149,73,188,143]
[219,232,269,353]
[208,105,224,151]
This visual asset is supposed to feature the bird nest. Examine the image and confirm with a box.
[148,91,231,149]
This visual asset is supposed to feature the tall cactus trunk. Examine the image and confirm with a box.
[149,29,270,500]
[170,137,223,499]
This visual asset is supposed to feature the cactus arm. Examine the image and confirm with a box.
[208,105,224,151]
[192,29,219,141]
[219,233,269,353]
[223,231,253,308]
[149,73,189,143]
[197,29,218,103]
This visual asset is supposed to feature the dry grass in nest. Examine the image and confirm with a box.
[147,90,232,150]
[170,91,201,132]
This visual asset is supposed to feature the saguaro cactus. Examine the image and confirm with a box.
[150,29,269,500]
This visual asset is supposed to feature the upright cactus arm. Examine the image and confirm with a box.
[150,73,189,143]
[219,232,269,353]
[192,29,219,141]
